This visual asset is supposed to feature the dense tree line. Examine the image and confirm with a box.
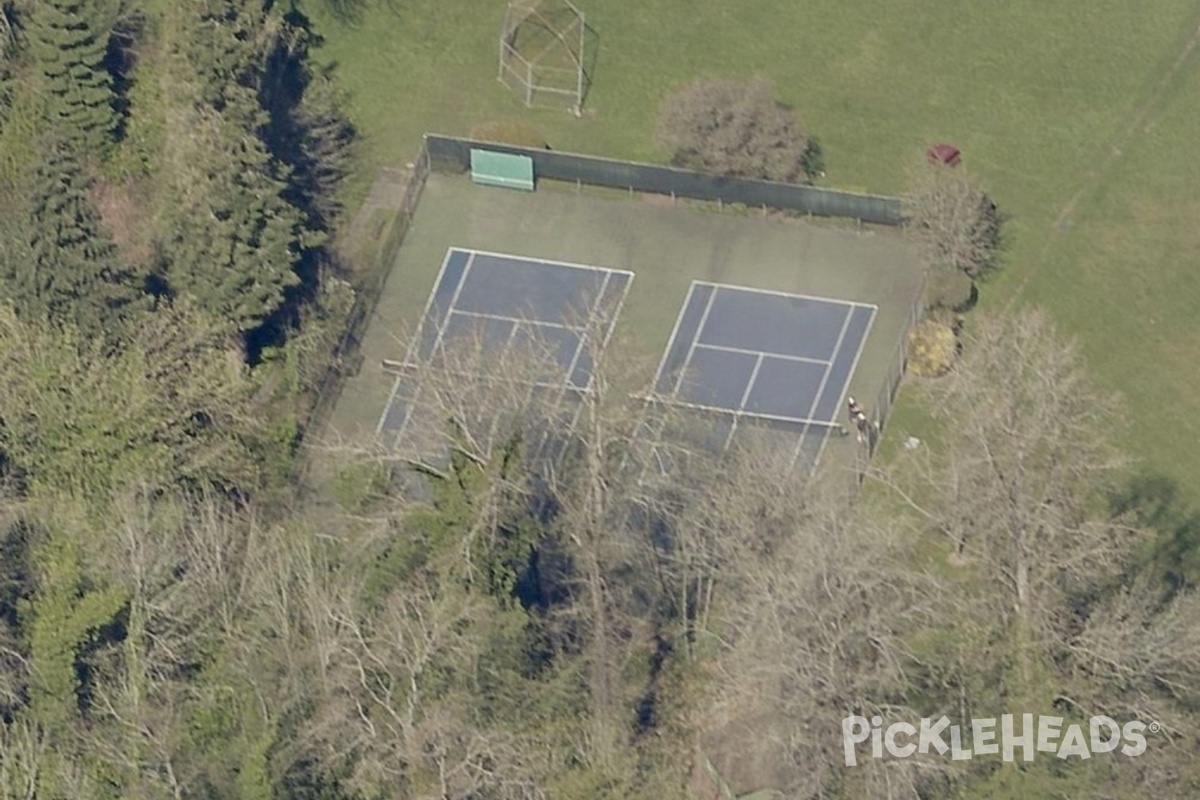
[4,295,1196,798]
[0,0,352,345]
[0,2,357,794]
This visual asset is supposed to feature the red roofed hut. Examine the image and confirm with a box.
[927,143,961,166]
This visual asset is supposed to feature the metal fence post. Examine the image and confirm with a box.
[422,134,904,225]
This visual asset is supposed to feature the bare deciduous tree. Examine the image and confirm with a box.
[674,443,943,798]
[537,347,673,771]
[0,717,48,800]
[68,490,260,799]
[886,309,1138,696]
[656,78,820,184]
[1067,576,1200,732]
[310,322,699,797]
[902,160,1001,279]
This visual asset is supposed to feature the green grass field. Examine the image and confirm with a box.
[306,0,1200,503]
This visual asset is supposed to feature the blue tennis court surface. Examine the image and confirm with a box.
[652,281,876,470]
[378,248,632,449]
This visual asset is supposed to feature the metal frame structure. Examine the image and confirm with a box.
[498,0,587,111]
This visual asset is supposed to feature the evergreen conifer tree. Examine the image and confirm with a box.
[19,136,146,334]
[157,0,314,335]
[26,0,120,156]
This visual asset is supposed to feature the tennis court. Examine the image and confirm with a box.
[651,282,875,470]
[321,173,926,486]
[377,247,632,451]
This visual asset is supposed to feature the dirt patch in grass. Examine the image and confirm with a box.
[91,178,155,268]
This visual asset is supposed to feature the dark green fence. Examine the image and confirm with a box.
[425,133,903,225]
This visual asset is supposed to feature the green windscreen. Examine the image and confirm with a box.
[470,149,535,191]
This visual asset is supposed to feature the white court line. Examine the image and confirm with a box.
[451,250,630,386]
[833,306,878,421]
[649,281,700,390]
[393,251,477,442]
[789,304,854,471]
[565,269,610,389]
[691,279,878,312]
[390,382,423,451]
[559,395,587,462]
[672,285,720,395]
[503,317,523,349]
[590,267,634,388]
[802,305,853,422]
[428,252,476,367]
[810,305,878,471]
[723,353,766,451]
[537,267,631,469]
[375,248,458,436]
[568,269,637,477]
[694,341,831,366]
[412,362,592,395]
[632,278,877,473]
[736,353,766,412]
[564,266,633,391]
[382,250,633,450]
[450,308,586,333]
[641,394,841,429]
[376,374,409,437]
[453,247,634,279]
[408,248,459,362]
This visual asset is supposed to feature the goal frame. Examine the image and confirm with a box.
[498,0,588,112]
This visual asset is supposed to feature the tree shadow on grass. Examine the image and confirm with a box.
[300,0,403,25]
[580,21,599,109]
[310,0,368,24]
[1110,473,1200,599]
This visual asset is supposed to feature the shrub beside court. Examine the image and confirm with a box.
[906,320,956,378]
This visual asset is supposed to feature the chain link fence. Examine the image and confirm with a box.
[303,146,431,441]
[872,273,928,447]
[851,272,928,488]
[305,135,922,486]
[425,134,903,225]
